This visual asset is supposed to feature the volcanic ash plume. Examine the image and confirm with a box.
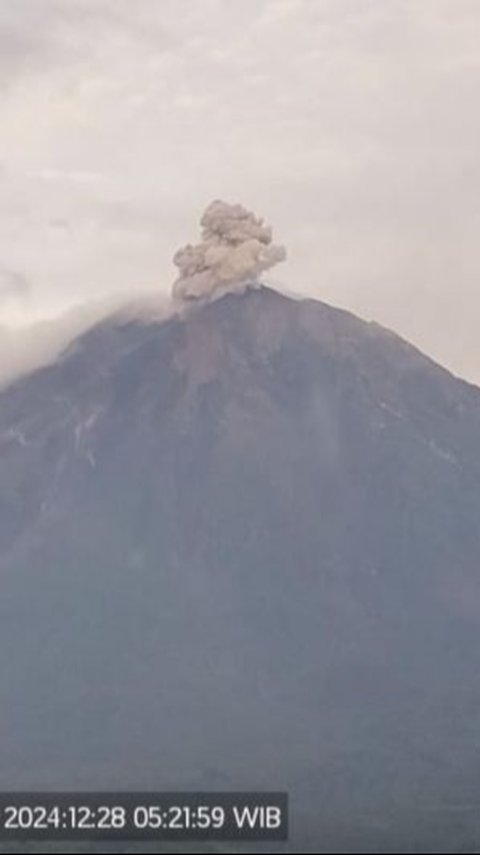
[172,200,286,301]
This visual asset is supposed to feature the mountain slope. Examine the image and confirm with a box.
[1,286,480,850]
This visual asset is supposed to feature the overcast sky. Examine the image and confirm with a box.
[1,0,479,380]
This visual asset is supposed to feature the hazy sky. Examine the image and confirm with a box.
[1,0,480,380]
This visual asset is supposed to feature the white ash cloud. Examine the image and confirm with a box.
[172,200,286,300]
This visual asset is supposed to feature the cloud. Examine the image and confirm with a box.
[0,268,30,301]
[0,288,173,387]
[0,0,480,380]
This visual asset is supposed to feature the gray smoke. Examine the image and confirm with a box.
[172,200,286,301]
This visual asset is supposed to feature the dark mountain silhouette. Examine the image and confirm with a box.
[1,285,480,851]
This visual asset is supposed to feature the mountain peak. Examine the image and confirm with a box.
[2,279,480,841]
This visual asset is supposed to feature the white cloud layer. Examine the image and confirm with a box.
[1,0,480,379]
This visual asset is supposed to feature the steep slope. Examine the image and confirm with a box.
[1,286,480,850]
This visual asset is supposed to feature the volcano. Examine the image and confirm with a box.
[1,285,480,851]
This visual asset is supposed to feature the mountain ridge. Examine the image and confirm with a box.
[1,284,480,850]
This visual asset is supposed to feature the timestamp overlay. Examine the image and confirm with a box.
[0,792,288,842]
